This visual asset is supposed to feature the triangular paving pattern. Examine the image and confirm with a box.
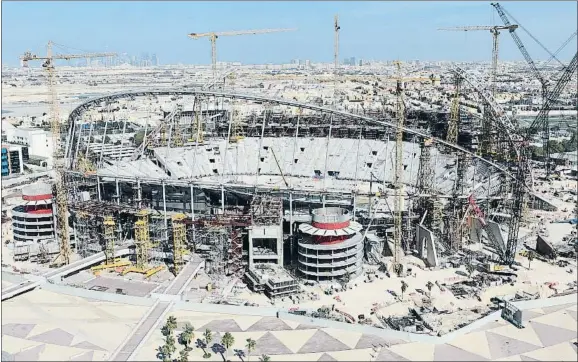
[541,303,576,314]
[521,310,544,322]
[197,319,243,332]
[1,351,14,362]
[70,351,95,361]
[234,316,264,331]
[518,356,540,361]
[449,331,493,359]
[355,333,405,349]
[471,320,506,333]
[12,344,46,361]
[28,328,75,347]
[271,329,317,353]
[486,331,542,360]
[390,342,435,361]
[529,321,578,347]
[565,310,577,321]
[246,317,292,331]
[491,324,543,347]
[433,344,489,361]
[72,341,107,351]
[253,332,293,355]
[298,330,350,353]
[522,341,578,361]
[317,353,337,361]
[531,311,578,331]
[322,328,361,349]
[1,324,36,339]
[375,348,409,361]
[295,323,321,330]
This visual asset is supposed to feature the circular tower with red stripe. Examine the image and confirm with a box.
[297,207,364,281]
[11,183,55,243]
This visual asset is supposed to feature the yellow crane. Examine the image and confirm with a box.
[391,61,437,274]
[188,28,297,80]
[438,25,517,156]
[20,42,116,266]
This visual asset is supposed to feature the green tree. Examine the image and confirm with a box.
[202,329,213,359]
[258,354,271,362]
[222,332,235,360]
[157,316,178,362]
[177,322,194,362]
[246,338,256,362]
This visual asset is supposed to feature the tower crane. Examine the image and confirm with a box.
[504,52,577,265]
[491,3,555,174]
[20,42,116,266]
[439,24,517,158]
[188,28,297,81]
[391,61,437,273]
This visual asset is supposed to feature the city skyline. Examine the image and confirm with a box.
[2,1,577,67]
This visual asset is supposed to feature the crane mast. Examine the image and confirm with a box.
[491,2,553,174]
[188,28,297,83]
[392,61,405,273]
[20,42,116,266]
[505,52,577,265]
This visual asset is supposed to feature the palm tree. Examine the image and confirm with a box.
[246,338,256,362]
[258,354,271,362]
[202,329,213,359]
[178,322,194,362]
[222,332,235,360]
[527,250,535,269]
[400,280,408,300]
[157,317,178,361]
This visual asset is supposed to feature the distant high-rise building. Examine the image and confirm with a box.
[350,57,356,66]
[298,59,304,66]
[151,54,159,66]
[359,59,364,66]
[305,59,311,68]
[291,59,298,65]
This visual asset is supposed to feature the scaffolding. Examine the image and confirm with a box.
[134,210,150,270]
[103,215,116,265]
[172,213,186,274]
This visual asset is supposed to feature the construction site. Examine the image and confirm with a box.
[2,3,577,349]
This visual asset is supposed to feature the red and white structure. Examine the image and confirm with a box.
[11,183,55,244]
[298,207,364,281]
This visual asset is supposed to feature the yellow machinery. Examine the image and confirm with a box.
[122,210,163,278]
[172,213,187,274]
[103,215,116,265]
[188,28,297,81]
[91,259,131,272]
[20,42,116,266]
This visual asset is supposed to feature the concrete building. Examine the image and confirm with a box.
[2,126,53,166]
[298,207,364,281]
[248,196,284,268]
[11,183,55,244]
[245,264,299,299]
[1,143,28,176]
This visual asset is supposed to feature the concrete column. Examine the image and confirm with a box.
[190,183,196,247]
[137,179,142,209]
[162,182,168,231]
[221,184,225,214]
[115,179,120,205]
[97,176,102,201]
[289,191,293,267]
[352,193,357,220]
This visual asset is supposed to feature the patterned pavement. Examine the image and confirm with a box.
[2,288,577,361]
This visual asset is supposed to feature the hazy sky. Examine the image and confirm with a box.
[2,1,577,66]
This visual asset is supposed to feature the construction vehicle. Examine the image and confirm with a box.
[20,42,116,266]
